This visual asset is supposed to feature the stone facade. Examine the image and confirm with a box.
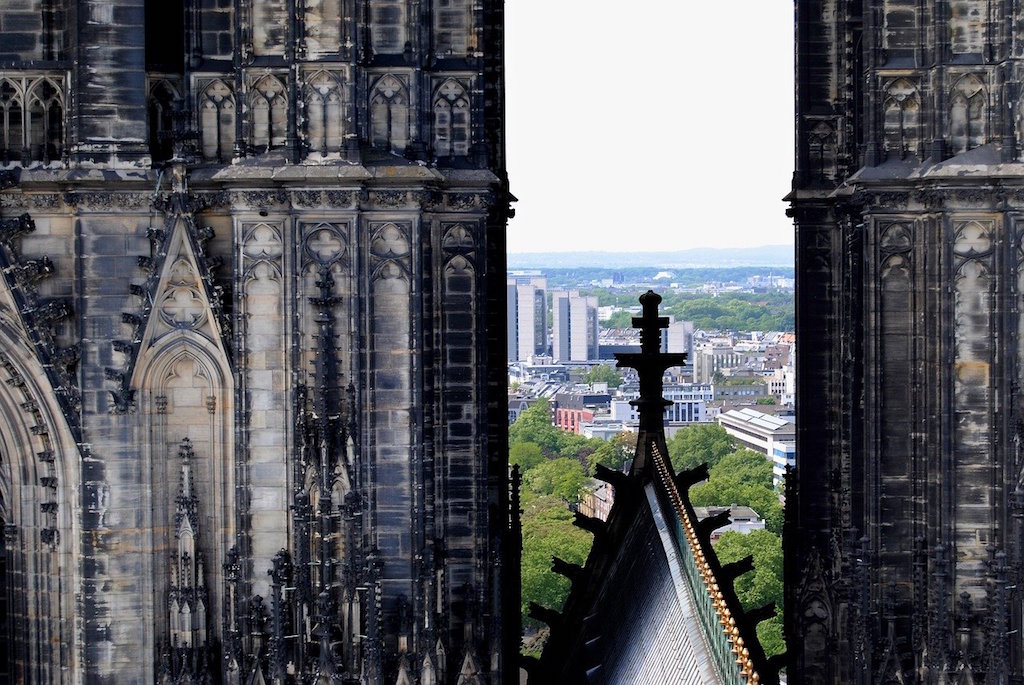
[0,1,514,683]
[790,2,1024,682]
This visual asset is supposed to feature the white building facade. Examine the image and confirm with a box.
[613,383,714,424]
[717,408,796,487]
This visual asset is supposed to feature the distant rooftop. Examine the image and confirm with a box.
[719,407,795,436]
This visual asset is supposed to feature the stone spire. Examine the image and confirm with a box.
[166,438,210,682]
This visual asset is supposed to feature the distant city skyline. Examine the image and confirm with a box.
[506,244,793,268]
[505,3,794,254]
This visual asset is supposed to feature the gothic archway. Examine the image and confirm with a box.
[125,212,235,675]
[0,304,81,681]
[134,334,235,673]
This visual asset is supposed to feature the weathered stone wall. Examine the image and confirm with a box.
[790,1,1024,681]
[195,0,235,64]
[0,1,46,62]
[73,1,150,165]
[0,0,513,681]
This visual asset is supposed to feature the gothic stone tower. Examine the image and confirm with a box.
[789,1,1024,682]
[0,1,514,682]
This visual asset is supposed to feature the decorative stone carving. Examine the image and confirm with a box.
[303,222,348,267]
[443,222,478,273]
[160,438,211,682]
[371,189,410,208]
[0,211,80,416]
[61,192,151,210]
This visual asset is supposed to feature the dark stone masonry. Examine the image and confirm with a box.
[0,1,514,682]
[790,1,1024,682]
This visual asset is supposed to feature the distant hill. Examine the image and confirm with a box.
[508,245,793,269]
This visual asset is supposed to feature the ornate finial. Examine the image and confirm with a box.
[635,290,669,354]
[614,291,687,473]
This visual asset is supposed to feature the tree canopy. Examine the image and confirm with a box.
[666,422,736,472]
[714,529,785,658]
[509,399,563,453]
[524,457,587,502]
[520,492,593,630]
[582,364,623,388]
[600,310,634,329]
[510,399,607,643]
[586,431,636,473]
[509,398,787,658]
[510,399,598,460]
[509,441,545,472]
[667,292,793,331]
[688,448,784,533]
[584,288,794,332]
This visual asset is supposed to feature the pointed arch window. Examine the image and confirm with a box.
[304,71,344,156]
[369,75,409,154]
[950,74,986,154]
[433,79,470,158]
[0,496,9,680]
[806,121,835,181]
[0,75,65,167]
[0,80,24,166]
[198,79,235,163]
[250,75,287,152]
[882,79,919,160]
[26,78,63,165]
[148,79,181,164]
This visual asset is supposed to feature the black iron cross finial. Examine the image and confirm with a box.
[615,291,688,468]
[634,290,670,355]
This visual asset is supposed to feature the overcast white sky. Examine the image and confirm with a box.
[504,2,795,254]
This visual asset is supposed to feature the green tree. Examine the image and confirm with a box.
[557,431,595,462]
[664,292,794,331]
[520,492,593,630]
[688,449,784,533]
[509,399,563,454]
[524,457,587,502]
[509,399,604,460]
[666,423,736,472]
[714,529,785,657]
[600,309,634,329]
[582,364,622,388]
[509,441,545,472]
[756,396,777,405]
[586,441,617,473]
[586,431,637,473]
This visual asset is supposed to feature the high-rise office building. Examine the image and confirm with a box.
[551,290,598,362]
[506,274,546,362]
[0,1,514,681]
[665,318,694,357]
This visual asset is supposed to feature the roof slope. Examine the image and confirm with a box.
[530,292,783,684]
